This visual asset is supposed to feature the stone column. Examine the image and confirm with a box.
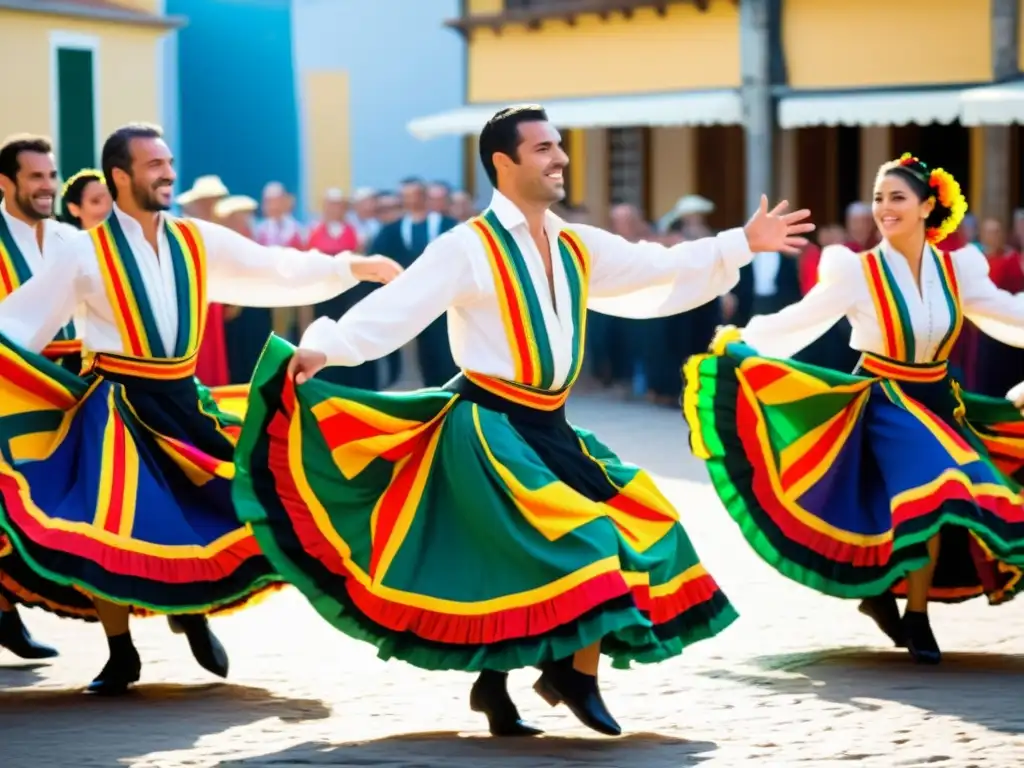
[740,0,773,215]
[982,0,1020,221]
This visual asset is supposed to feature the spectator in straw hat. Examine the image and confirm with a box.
[175,174,228,220]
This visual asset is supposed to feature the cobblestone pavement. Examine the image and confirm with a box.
[2,394,1023,767]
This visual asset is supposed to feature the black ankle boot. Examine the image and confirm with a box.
[858,593,907,647]
[902,610,941,665]
[86,632,141,695]
[534,657,621,736]
[0,607,59,659]
[469,670,543,737]
[171,614,228,677]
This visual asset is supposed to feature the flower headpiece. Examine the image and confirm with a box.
[61,168,104,198]
[884,153,967,244]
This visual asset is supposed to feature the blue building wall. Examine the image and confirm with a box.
[167,0,302,207]
[292,0,465,196]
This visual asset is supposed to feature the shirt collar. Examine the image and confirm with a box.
[0,199,45,242]
[113,202,166,237]
[487,190,565,234]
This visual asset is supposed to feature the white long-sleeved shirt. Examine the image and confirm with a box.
[740,241,1024,361]
[302,190,753,390]
[0,204,361,355]
[0,201,81,279]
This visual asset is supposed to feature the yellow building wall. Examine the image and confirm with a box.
[1020,0,1024,71]
[467,0,740,102]
[649,127,697,219]
[111,0,163,13]
[303,70,352,213]
[0,11,162,156]
[466,0,503,14]
[784,0,991,88]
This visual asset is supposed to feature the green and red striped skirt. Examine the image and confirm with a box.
[232,336,737,672]
[683,343,1024,604]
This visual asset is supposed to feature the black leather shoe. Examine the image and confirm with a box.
[0,607,59,659]
[902,610,941,665]
[858,593,907,647]
[172,614,229,677]
[534,659,621,736]
[86,637,142,696]
[469,671,543,737]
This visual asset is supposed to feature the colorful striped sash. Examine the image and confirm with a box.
[90,214,208,360]
[860,353,947,383]
[84,351,198,381]
[0,213,77,350]
[468,210,590,398]
[860,246,962,364]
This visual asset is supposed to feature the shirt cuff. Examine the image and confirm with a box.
[300,316,351,367]
[334,253,359,291]
[715,228,754,270]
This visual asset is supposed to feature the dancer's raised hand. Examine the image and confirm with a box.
[743,195,815,255]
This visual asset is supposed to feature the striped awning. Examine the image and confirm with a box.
[960,81,1024,126]
[407,90,742,140]
[778,88,965,129]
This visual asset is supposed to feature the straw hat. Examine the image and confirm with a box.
[657,194,715,232]
[176,175,229,205]
[213,195,258,219]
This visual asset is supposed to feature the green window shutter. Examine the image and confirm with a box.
[56,47,97,180]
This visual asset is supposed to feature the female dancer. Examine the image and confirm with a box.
[684,154,1024,664]
[59,168,112,230]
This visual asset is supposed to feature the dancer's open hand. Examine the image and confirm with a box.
[743,195,815,255]
[351,255,403,284]
[288,349,327,385]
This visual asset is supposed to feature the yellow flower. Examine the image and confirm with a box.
[925,167,968,245]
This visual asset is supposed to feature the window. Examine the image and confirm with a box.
[608,127,648,216]
[52,35,98,181]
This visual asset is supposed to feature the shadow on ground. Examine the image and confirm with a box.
[0,660,48,689]
[0,682,331,766]
[220,731,717,767]
[703,646,1024,734]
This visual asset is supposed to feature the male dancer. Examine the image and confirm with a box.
[238,105,814,736]
[0,123,401,693]
[0,134,86,660]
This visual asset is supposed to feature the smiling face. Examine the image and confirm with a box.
[495,120,568,205]
[9,150,58,220]
[117,136,176,212]
[872,171,934,243]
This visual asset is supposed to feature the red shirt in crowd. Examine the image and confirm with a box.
[305,220,359,255]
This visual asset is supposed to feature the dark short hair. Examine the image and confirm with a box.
[478,105,548,187]
[0,134,53,182]
[100,122,163,200]
[399,176,425,188]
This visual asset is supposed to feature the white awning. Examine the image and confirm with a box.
[778,89,964,129]
[407,90,742,140]
[960,81,1024,126]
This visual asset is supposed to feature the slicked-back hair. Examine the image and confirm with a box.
[478,105,549,187]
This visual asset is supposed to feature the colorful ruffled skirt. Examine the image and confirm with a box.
[683,344,1024,604]
[233,336,737,672]
[0,334,280,620]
